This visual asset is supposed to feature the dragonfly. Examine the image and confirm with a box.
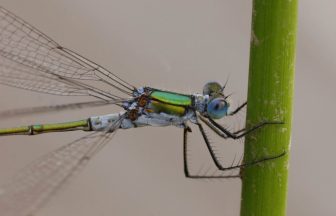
[0,6,284,216]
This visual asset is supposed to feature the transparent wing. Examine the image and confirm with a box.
[0,130,118,216]
[0,6,136,100]
[0,56,93,96]
[0,100,119,120]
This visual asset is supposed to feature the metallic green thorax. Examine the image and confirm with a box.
[150,90,192,106]
[0,119,91,136]
[149,90,192,116]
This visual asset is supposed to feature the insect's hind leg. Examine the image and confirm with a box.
[183,127,241,179]
[196,117,286,172]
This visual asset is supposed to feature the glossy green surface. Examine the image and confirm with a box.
[150,90,191,106]
[0,126,29,135]
[150,100,186,116]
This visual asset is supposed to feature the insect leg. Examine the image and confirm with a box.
[183,126,240,179]
[183,127,192,177]
[197,115,286,171]
[228,101,247,116]
[207,117,283,139]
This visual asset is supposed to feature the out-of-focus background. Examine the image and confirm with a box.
[0,1,334,215]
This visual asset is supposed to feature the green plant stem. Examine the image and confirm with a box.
[240,1,298,216]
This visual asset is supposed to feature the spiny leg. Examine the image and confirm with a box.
[199,115,283,140]
[183,127,240,179]
[207,117,283,139]
[197,115,286,171]
[199,100,276,140]
[228,101,247,116]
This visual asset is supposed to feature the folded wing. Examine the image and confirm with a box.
[0,6,136,101]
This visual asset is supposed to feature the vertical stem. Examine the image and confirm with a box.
[240,1,298,216]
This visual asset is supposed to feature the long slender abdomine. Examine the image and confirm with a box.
[0,90,207,136]
[0,119,91,136]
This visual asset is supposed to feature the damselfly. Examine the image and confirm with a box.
[0,6,283,216]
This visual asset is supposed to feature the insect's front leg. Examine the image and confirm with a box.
[207,117,283,140]
[228,101,247,116]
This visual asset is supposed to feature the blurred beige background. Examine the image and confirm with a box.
[0,0,335,215]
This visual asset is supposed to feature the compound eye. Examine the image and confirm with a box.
[203,81,222,97]
[207,98,228,119]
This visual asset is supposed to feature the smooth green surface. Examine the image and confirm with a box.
[150,90,192,106]
[32,119,90,133]
[150,100,187,116]
[0,119,90,136]
[240,1,297,216]
[0,126,30,135]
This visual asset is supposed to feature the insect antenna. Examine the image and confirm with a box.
[221,75,230,92]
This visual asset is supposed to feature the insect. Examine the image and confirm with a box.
[0,6,284,216]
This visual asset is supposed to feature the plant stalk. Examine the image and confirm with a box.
[240,1,298,216]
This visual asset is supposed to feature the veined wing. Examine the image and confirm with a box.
[0,113,127,216]
[0,56,124,101]
[0,100,120,119]
[0,6,136,100]
[0,56,90,96]
[0,132,113,216]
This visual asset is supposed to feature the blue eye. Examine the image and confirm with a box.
[207,98,228,119]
